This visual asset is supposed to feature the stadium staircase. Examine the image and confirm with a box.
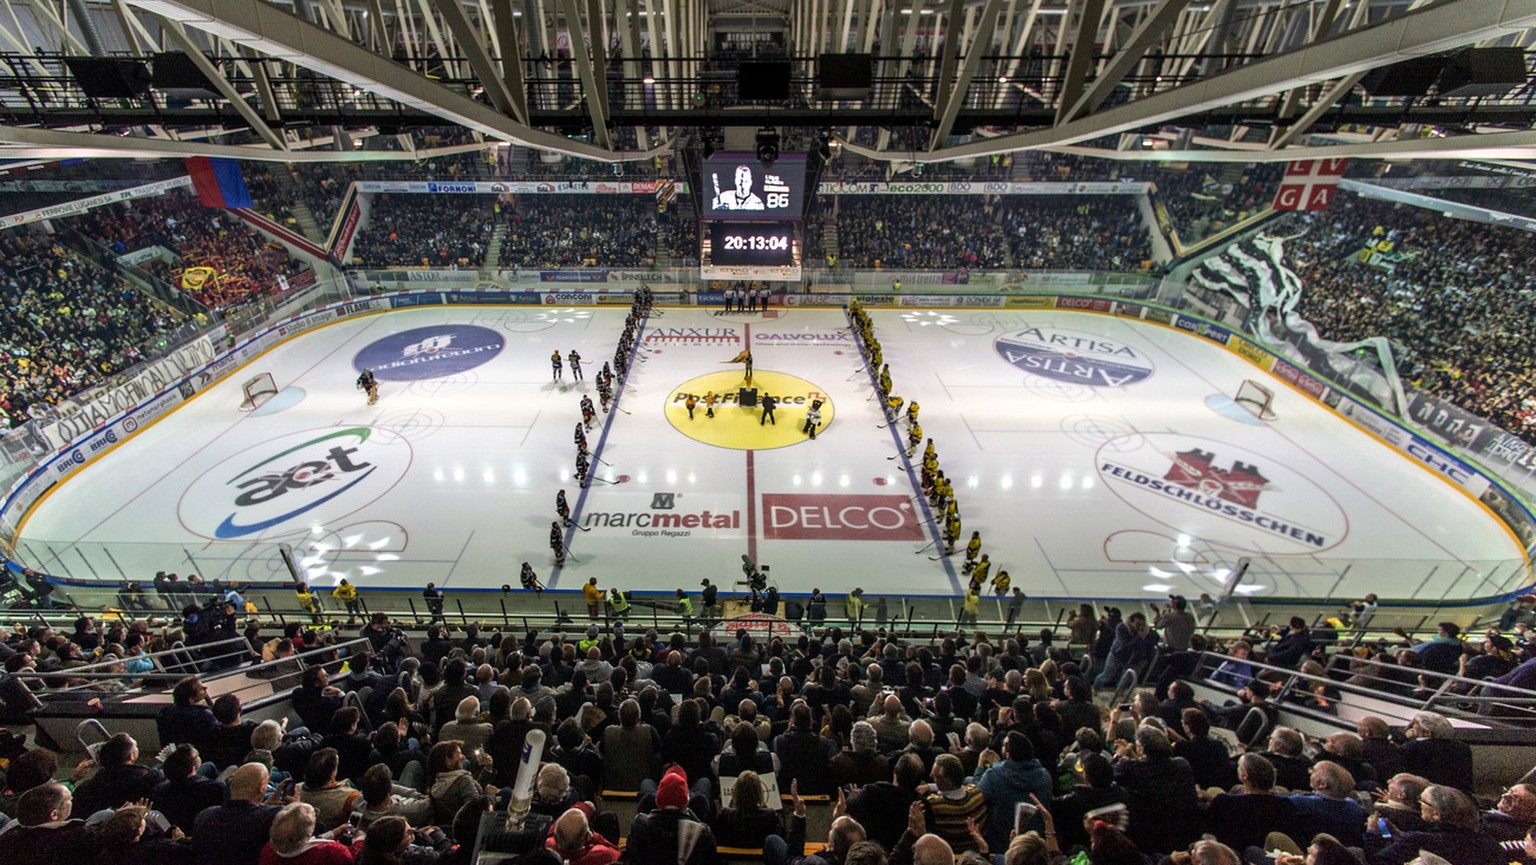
[277,166,327,245]
[484,223,510,269]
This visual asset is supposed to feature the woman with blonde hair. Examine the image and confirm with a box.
[712,770,780,848]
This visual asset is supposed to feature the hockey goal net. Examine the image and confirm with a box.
[239,372,279,411]
[1234,379,1276,420]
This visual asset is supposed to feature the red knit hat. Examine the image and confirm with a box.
[656,765,689,810]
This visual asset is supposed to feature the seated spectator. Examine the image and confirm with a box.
[599,698,660,792]
[549,718,603,799]
[714,770,782,848]
[848,754,926,851]
[1050,752,1127,852]
[96,804,194,865]
[258,802,360,865]
[0,783,101,865]
[766,780,865,865]
[152,744,228,834]
[1209,642,1254,690]
[205,694,259,770]
[424,741,493,825]
[529,764,582,821]
[624,766,716,865]
[663,699,722,792]
[320,708,375,784]
[1399,711,1473,792]
[1289,760,1365,847]
[546,807,620,865]
[193,763,288,865]
[774,701,837,795]
[352,764,431,828]
[293,667,344,736]
[1482,782,1536,842]
[1113,724,1199,853]
[831,721,889,789]
[1368,785,1506,865]
[722,698,772,743]
[1368,773,1434,836]
[1248,727,1311,792]
[438,697,491,756]
[1173,709,1233,790]
[74,732,164,817]
[868,694,912,753]
[1357,716,1404,780]
[159,676,220,750]
[299,748,362,830]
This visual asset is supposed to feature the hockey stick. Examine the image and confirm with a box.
[563,551,582,563]
[564,519,592,532]
[591,476,619,485]
[913,539,937,554]
[595,456,613,467]
[928,550,964,561]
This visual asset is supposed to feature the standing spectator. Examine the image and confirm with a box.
[1265,617,1314,669]
[975,731,1052,851]
[582,579,603,620]
[1152,596,1196,652]
[422,584,445,624]
[774,702,837,795]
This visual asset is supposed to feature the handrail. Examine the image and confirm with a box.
[23,636,371,698]
[1190,649,1536,727]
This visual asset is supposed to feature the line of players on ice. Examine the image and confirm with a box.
[848,298,1013,604]
[547,293,654,567]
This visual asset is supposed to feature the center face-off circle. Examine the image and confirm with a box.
[665,370,834,450]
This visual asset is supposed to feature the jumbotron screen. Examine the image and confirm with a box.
[700,153,807,221]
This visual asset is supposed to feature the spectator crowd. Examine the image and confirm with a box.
[1268,190,1536,440]
[1,587,1533,865]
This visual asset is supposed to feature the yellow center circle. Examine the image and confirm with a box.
[665,369,835,450]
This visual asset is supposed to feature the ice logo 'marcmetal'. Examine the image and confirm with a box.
[994,326,1154,387]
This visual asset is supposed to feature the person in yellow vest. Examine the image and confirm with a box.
[675,589,694,623]
[960,586,980,627]
[294,582,323,624]
[332,579,361,625]
[705,391,718,418]
[846,587,866,625]
[685,393,698,420]
[582,577,603,619]
[609,587,630,620]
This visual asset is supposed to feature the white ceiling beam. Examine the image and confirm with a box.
[123,0,637,160]
[1060,0,1192,123]
[158,16,290,151]
[922,0,1536,162]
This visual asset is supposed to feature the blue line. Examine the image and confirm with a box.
[844,307,961,593]
[549,308,649,589]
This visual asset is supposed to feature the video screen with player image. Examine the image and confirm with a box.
[701,153,806,220]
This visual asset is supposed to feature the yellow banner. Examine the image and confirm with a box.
[181,266,218,291]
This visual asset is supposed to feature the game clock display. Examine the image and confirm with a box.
[708,222,798,267]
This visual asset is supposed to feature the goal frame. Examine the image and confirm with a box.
[239,372,279,411]
[1234,379,1277,420]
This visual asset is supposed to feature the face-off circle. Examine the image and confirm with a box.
[353,324,505,381]
[665,370,834,451]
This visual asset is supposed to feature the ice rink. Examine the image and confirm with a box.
[14,303,1525,602]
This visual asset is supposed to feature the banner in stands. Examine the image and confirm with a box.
[4,175,193,227]
[1407,391,1501,451]
[40,331,224,448]
[816,180,1149,196]
[117,245,174,267]
[355,180,692,195]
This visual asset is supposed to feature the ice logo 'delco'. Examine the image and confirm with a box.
[353,325,504,381]
[178,427,413,540]
[994,327,1154,387]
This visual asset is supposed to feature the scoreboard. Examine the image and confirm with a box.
[699,153,805,280]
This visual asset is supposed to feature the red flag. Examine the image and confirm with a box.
[1272,158,1349,211]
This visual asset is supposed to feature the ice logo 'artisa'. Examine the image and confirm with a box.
[403,334,455,358]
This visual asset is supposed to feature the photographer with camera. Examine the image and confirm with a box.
[362,614,408,673]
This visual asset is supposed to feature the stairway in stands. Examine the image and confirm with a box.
[485,223,510,270]
[276,167,326,245]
